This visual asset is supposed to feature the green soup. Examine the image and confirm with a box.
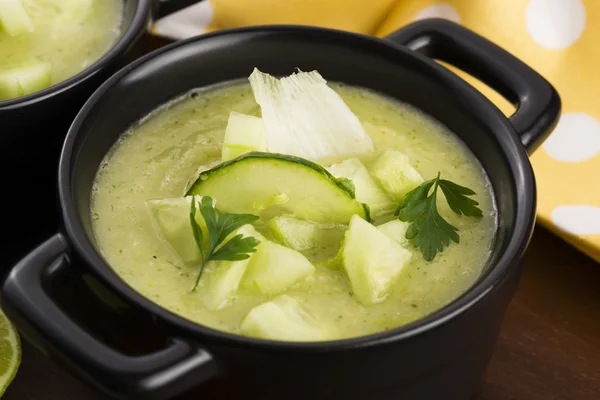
[91,83,496,341]
[0,0,122,101]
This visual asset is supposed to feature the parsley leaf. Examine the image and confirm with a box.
[189,196,260,291]
[395,172,482,261]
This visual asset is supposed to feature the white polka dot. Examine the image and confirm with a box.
[542,113,600,162]
[154,1,214,40]
[526,0,586,50]
[552,205,600,235]
[414,4,461,23]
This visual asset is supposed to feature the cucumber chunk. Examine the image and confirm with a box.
[328,158,394,216]
[0,0,34,36]
[268,216,323,251]
[371,150,423,200]
[240,295,331,341]
[187,152,369,224]
[0,63,52,101]
[377,220,410,247]
[342,215,412,305]
[222,112,267,161]
[242,240,315,295]
[146,196,203,264]
[200,225,264,310]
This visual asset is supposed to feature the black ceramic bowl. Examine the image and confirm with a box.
[0,0,202,267]
[1,20,560,400]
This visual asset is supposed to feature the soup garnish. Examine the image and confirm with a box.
[0,0,121,101]
[396,172,482,261]
[92,69,496,341]
[188,196,260,291]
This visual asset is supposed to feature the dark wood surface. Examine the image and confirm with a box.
[4,34,600,400]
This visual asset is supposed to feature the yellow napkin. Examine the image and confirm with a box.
[153,0,600,263]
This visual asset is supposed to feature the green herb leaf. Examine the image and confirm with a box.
[438,179,483,217]
[395,173,482,261]
[189,196,260,291]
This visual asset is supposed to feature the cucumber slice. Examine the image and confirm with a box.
[146,196,203,264]
[342,215,412,305]
[371,150,423,200]
[327,158,394,216]
[240,295,331,341]
[187,152,369,224]
[0,0,34,36]
[241,240,315,295]
[0,63,52,101]
[200,225,264,310]
[222,112,267,161]
[377,220,410,247]
[268,216,323,251]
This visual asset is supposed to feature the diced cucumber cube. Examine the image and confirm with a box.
[371,150,423,200]
[240,295,331,341]
[222,112,267,161]
[200,225,264,310]
[242,240,315,295]
[14,63,52,95]
[0,0,34,36]
[377,220,410,247]
[327,158,394,216]
[0,63,52,101]
[0,74,20,101]
[342,215,412,305]
[146,196,203,264]
[268,216,322,251]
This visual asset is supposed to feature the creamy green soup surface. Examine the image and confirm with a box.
[92,82,496,341]
[0,0,122,101]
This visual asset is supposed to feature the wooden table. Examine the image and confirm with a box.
[4,35,600,400]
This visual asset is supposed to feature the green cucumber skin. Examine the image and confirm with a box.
[186,151,371,221]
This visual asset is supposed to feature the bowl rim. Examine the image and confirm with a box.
[59,24,536,352]
[0,0,153,110]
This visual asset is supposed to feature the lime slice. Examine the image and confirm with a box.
[0,307,21,396]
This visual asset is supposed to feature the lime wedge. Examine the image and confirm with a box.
[0,307,20,396]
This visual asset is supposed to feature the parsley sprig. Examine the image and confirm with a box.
[189,196,260,291]
[395,173,483,261]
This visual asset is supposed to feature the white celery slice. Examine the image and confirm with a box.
[240,295,331,341]
[0,0,34,36]
[342,215,412,305]
[371,150,424,200]
[248,68,373,162]
[222,112,267,161]
[242,240,315,295]
[328,158,395,216]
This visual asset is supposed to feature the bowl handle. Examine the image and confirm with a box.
[154,0,207,20]
[385,18,561,154]
[0,234,219,400]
